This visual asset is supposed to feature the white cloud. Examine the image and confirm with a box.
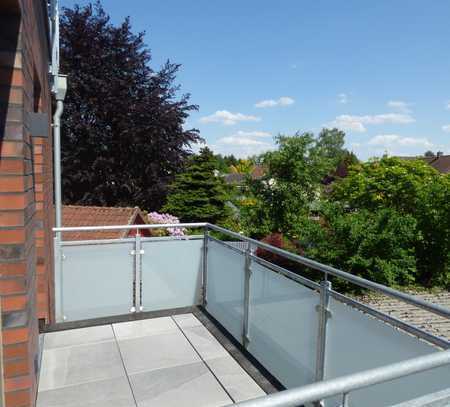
[255,96,295,108]
[199,110,261,126]
[368,134,433,148]
[338,93,349,104]
[215,130,273,157]
[328,113,415,132]
[231,130,271,138]
[213,136,273,158]
[442,124,450,133]
[218,136,271,146]
[387,100,412,114]
[446,102,450,110]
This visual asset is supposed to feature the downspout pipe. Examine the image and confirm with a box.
[53,98,64,232]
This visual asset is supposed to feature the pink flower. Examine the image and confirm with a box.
[148,212,186,237]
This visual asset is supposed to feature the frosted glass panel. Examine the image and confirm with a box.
[248,262,319,388]
[61,242,134,321]
[206,240,245,343]
[325,297,450,407]
[141,238,203,311]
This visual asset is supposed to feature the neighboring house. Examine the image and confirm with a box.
[223,173,246,185]
[0,2,55,406]
[223,165,265,186]
[62,205,151,241]
[428,154,450,174]
[397,153,450,174]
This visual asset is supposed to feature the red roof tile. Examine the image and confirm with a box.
[62,205,147,241]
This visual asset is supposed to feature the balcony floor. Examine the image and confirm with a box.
[37,313,266,407]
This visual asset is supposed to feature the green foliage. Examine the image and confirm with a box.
[332,157,450,287]
[214,154,240,174]
[163,147,231,224]
[60,2,200,210]
[332,157,437,212]
[229,159,254,174]
[241,129,347,237]
[294,206,419,290]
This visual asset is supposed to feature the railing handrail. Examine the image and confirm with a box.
[227,349,450,407]
[53,222,207,232]
[52,222,450,319]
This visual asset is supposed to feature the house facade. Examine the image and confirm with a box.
[0,1,55,406]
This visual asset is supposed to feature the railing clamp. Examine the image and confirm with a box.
[315,304,332,319]
[243,334,250,348]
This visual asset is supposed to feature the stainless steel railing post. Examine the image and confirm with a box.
[130,230,144,313]
[243,243,252,348]
[202,226,209,307]
[315,280,332,405]
[54,234,65,322]
[342,392,350,407]
[135,231,143,312]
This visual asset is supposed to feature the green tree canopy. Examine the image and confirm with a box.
[332,157,450,286]
[297,205,419,289]
[241,128,348,237]
[163,147,230,223]
[60,2,200,210]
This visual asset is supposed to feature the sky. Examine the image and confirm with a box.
[60,0,450,160]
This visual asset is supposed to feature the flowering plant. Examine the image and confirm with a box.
[147,212,186,237]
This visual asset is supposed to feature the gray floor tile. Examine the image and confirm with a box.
[113,317,178,341]
[182,325,229,361]
[44,325,114,349]
[172,313,202,328]
[118,330,200,375]
[207,356,266,402]
[37,376,136,407]
[39,340,126,391]
[130,361,232,407]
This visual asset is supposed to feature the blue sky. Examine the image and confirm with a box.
[61,0,450,159]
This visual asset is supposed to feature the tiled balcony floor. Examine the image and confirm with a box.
[37,314,266,407]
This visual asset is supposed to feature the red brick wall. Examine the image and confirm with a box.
[0,1,53,406]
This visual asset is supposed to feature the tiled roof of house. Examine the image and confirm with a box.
[223,165,266,185]
[62,205,146,241]
[224,173,246,184]
[429,155,450,174]
[251,164,265,179]
[358,290,450,341]
[396,154,450,174]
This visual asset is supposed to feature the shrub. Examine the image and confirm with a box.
[147,212,186,237]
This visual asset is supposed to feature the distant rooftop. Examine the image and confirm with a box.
[62,205,148,240]
[360,290,450,341]
[396,154,450,174]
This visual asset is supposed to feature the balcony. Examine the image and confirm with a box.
[38,223,450,407]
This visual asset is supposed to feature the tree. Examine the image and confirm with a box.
[332,157,450,286]
[162,147,230,223]
[297,206,419,289]
[60,2,200,210]
[229,159,254,174]
[213,154,240,174]
[424,150,435,157]
[241,129,347,237]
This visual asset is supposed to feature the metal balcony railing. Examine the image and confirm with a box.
[52,222,450,407]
